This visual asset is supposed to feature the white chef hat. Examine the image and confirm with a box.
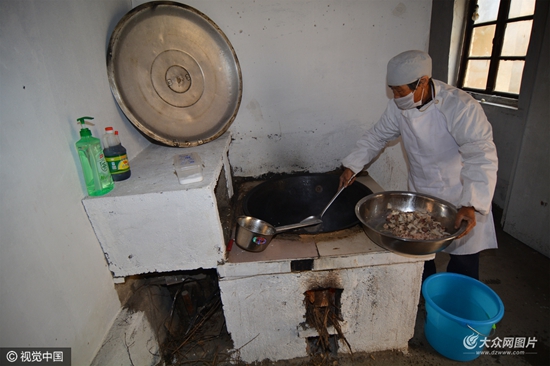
[387,50,432,86]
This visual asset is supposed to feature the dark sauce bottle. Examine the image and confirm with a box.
[103,127,131,181]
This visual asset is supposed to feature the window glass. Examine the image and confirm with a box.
[464,60,490,89]
[459,0,537,99]
[474,0,500,24]
[509,0,536,18]
[470,25,496,56]
[502,20,533,56]
[495,60,524,93]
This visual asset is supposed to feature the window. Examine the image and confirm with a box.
[457,0,536,101]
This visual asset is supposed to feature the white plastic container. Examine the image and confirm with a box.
[173,152,203,184]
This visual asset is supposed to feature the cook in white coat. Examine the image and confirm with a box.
[340,50,498,280]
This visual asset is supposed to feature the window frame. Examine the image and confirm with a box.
[457,0,536,104]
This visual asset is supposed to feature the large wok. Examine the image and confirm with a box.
[243,173,373,234]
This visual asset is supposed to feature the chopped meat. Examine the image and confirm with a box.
[382,209,450,240]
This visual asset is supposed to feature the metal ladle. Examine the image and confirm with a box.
[301,171,359,224]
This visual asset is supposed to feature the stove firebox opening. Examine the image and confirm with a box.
[116,269,233,365]
[306,335,339,358]
[304,288,352,358]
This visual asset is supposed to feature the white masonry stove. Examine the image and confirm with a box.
[218,174,430,362]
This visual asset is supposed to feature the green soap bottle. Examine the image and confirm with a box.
[75,116,114,196]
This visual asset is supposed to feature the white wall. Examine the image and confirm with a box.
[503,9,550,256]
[0,1,149,365]
[1,0,431,363]
[133,0,432,190]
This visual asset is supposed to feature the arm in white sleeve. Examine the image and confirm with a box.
[342,104,401,173]
[445,96,498,215]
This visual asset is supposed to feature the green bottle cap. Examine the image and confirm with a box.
[79,128,92,137]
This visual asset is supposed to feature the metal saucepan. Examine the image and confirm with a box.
[235,216,322,252]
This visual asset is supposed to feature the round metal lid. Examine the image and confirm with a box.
[107,1,242,147]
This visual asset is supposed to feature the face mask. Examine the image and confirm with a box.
[394,80,423,110]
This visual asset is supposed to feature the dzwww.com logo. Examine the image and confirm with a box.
[463,333,537,353]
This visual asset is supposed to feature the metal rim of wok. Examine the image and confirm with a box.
[355,191,467,256]
[107,1,242,147]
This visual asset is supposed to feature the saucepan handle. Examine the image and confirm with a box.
[275,218,322,233]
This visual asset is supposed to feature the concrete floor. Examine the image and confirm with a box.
[224,206,549,366]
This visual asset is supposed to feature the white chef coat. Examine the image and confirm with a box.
[343,80,498,254]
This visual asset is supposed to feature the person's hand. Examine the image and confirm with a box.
[338,168,356,190]
[455,206,476,238]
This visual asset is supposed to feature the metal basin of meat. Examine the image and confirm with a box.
[243,173,373,234]
[355,191,467,256]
